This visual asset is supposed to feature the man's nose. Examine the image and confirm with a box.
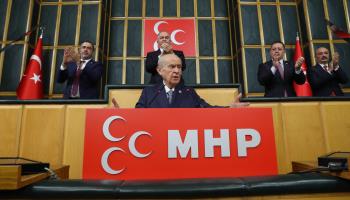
[173,68,180,73]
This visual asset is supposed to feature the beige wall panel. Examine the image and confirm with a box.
[251,103,289,174]
[63,105,107,179]
[0,106,22,157]
[109,89,142,108]
[19,105,65,166]
[320,102,350,152]
[281,103,327,166]
[196,88,238,106]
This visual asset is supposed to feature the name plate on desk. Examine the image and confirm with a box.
[83,108,277,180]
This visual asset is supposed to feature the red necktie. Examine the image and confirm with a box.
[71,61,84,97]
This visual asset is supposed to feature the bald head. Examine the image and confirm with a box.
[157,54,183,88]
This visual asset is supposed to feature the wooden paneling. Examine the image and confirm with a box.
[196,88,238,106]
[63,105,106,179]
[0,105,22,157]
[109,89,142,108]
[281,103,327,171]
[19,105,65,166]
[320,102,350,152]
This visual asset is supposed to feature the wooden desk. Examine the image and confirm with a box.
[292,161,350,180]
[0,165,69,190]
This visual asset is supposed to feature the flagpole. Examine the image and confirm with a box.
[0,25,39,53]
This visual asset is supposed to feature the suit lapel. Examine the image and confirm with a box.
[317,64,332,77]
[156,49,161,56]
[153,84,168,108]
[171,85,185,107]
[82,60,94,73]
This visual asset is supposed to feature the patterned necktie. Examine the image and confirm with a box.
[323,65,330,74]
[71,61,84,97]
[276,61,284,80]
[167,90,173,104]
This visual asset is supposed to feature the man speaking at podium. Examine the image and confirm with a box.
[136,54,248,108]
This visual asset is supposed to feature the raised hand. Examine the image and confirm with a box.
[294,57,305,70]
[63,47,80,66]
[111,97,120,108]
[332,52,339,67]
[161,43,173,54]
[230,93,250,108]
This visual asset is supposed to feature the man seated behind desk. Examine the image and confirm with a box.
[136,54,248,108]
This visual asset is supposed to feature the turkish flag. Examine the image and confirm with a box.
[144,19,196,56]
[16,34,43,99]
[293,35,312,96]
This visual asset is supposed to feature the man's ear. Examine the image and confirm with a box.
[157,66,162,75]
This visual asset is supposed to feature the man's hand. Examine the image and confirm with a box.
[63,47,80,68]
[294,57,304,70]
[272,56,281,68]
[230,93,250,108]
[161,43,173,54]
[332,52,339,67]
[111,97,120,108]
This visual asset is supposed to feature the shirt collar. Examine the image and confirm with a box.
[163,81,175,93]
[319,63,328,68]
[81,58,92,63]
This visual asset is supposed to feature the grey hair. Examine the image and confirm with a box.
[157,54,182,68]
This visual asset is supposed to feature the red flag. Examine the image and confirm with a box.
[16,34,43,99]
[293,35,312,96]
[326,19,350,42]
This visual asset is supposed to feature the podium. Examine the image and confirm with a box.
[0,165,69,190]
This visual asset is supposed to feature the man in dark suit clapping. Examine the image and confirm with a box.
[145,31,186,84]
[57,41,103,99]
[308,47,348,96]
[257,41,305,97]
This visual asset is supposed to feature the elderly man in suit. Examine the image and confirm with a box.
[57,41,103,99]
[145,31,186,84]
[135,54,248,108]
[257,41,306,97]
[308,47,348,96]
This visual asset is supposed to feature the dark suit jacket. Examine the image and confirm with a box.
[257,60,306,97]
[57,60,103,99]
[308,64,348,96]
[135,83,219,108]
[145,49,186,84]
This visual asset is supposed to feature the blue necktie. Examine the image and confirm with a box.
[167,90,173,104]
